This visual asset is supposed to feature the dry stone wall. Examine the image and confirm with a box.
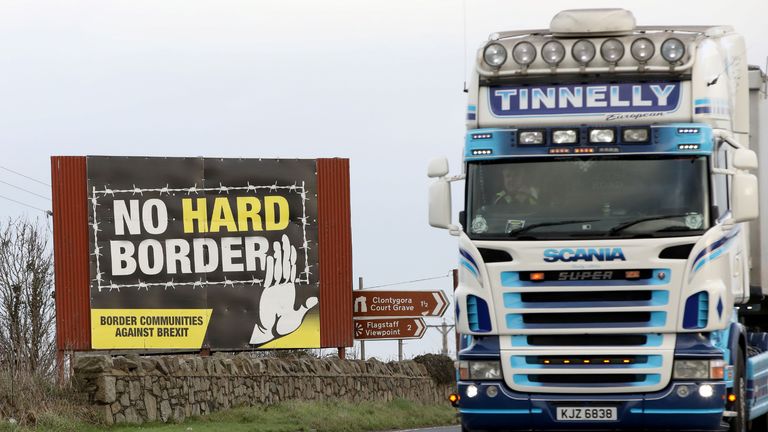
[73,354,453,425]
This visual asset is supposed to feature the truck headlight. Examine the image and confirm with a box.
[484,43,507,67]
[589,128,615,143]
[631,38,655,61]
[542,40,565,66]
[552,129,578,144]
[469,361,502,380]
[601,38,625,63]
[512,42,536,66]
[571,40,596,65]
[622,128,650,143]
[661,38,685,62]
[519,130,544,145]
[673,360,710,379]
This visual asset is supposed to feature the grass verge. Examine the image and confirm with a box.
[1,399,457,432]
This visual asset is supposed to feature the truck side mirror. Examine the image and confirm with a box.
[733,149,758,170]
[429,180,458,233]
[732,173,759,222]
[427,158,449,178]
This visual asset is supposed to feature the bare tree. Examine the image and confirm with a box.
[0,218,55,376]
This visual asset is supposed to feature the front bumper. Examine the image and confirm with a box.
[458,381,728,431]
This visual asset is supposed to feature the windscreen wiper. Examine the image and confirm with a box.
[608,214,691,236]
[508,219,599,237]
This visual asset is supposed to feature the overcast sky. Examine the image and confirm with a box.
[0,0,765,360]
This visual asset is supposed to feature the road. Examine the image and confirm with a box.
[391,427,460,432]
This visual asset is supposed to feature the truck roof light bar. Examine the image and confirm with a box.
[476,34,699,77]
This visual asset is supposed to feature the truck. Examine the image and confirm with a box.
[427,8,768,431]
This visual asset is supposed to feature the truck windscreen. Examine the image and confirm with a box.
[466,155,709,240]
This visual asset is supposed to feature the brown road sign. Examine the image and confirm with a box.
[352,290,450,318]
[353,318,426,340]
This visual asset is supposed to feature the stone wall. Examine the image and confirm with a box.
[73,354,453,425]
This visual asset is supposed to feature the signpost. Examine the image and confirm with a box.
[352,290,449,318]
[352,288,450,360]
[354,318,426,340]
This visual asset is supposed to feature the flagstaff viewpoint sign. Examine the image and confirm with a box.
[85,156,323,350]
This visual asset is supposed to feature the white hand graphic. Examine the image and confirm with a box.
[249,234,319,345]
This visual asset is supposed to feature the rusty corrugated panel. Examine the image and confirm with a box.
[317,158,353,348]
[51,156,91,351]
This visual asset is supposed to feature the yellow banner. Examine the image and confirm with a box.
[91,309,212,349]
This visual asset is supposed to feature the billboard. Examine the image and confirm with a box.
[84,156,325,350]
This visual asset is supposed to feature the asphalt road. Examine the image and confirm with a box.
[391,427,460,432]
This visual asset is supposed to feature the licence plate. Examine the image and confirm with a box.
[556,407,617,421]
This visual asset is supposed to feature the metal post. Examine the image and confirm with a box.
[441,319,449,356]
[359,276,365,361]
[398,340,403,361]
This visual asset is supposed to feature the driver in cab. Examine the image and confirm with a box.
[494,167,539,206]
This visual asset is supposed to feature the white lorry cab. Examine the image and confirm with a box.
[428,9,768,432]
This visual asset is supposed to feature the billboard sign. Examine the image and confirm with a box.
[86,156,322,350]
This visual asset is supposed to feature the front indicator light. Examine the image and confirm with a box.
[484,43,507,67]
[661,38,686,62]
[622,128,650,143]
[552,129,578,144]
[512,42,536,66]
[448,393,460,406]
[677,385,691,398]
[728,393,737,403]
[530,272,545,281]
[466,385,479,398]
[699,384,714,398]
[631,38,655,62]
[710,359,725,379]
[519,131,544,145]
[589,129,615,143]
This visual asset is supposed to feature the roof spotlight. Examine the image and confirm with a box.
[512,41,536,66]
[571,40,596,65]
[631,38,655,62]
[483,43,507,67]
[600,38,625,63]
[661,38,686,62]
[542,40,565,66]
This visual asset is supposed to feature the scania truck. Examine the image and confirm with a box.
[428,9,768,431]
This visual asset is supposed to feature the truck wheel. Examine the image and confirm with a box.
[731,346,747,432]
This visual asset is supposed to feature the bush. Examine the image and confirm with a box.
[413,354,455,385]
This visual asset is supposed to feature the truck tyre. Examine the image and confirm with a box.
[732,346,747,432]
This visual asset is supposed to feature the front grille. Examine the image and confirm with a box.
[526,334,648,346]
[529,374,646,384]
[521,291,652,303]
[500,268,673,394]
[522,312,651,325]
